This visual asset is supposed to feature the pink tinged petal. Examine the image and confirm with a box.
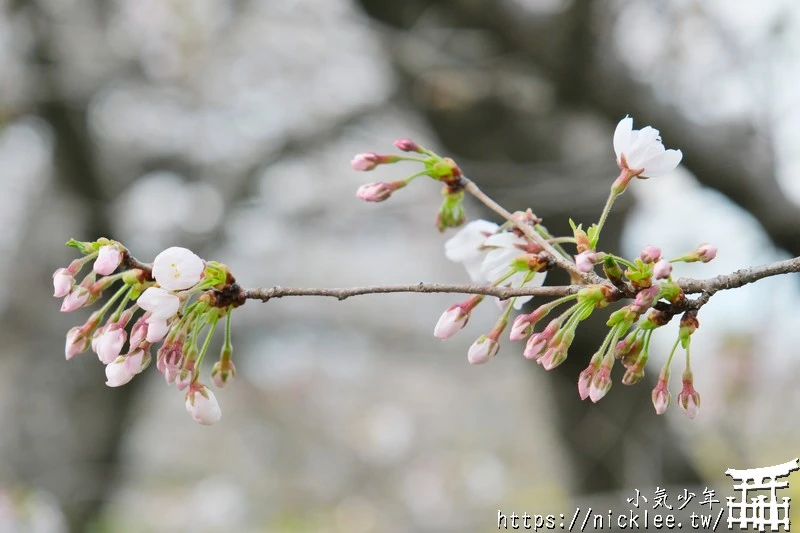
[60,287,90,312]
[152,247,205,291]
[53,268,74,297]
[575,251,596,273]
[146,318,170,343]
[640,149,683,177]
[613,116,634,160]
[105,357,135,387]
[95,328,127,365]
[186,386,222,425]
[93,245,123,276]
[123,349,149,376]
[129,318,148,348]
[433,306,468,340]
[350,153,379,171]
[137,287,180,319]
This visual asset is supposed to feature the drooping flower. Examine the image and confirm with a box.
[53,268,74,298]
[145,318,170,343]
[677,374,701,419]
[93,244,123,276]
[480,232,547,310]
[137,287,180,320]
[185,384,222,425]
[613,116,682,178]
[152,247,205,291]
[211,360,236,388]
[651,371,671,415]
[444,219,499,282]
[589,366,612,403]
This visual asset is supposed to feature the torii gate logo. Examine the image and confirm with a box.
[726,458,799,531]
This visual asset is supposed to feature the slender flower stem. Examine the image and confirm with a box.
[593,189,620,250]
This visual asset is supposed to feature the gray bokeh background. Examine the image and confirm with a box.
[1,0,800,531]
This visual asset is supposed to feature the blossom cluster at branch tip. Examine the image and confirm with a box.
[55,239,240,426]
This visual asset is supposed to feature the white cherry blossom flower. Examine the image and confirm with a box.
[152,246,205,291]
[137,287,180,320]
[613,116,682,177]
[444,219,499,282]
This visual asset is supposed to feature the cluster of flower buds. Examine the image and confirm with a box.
[349,116,715,419]
[55,239,241,425]
[352,138,468,232]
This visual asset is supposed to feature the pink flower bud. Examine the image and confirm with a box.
[145,318,170,343]
[631,285,660,315]
[355,182,395,202]
[394,138,421,152]
[129,316,148,349]
[60,287,90,312]
[653,258,672,279]
[434,305,469,339]
[589,366,612,403]
[696,243,717,263]
[123,349,150,376]
[677,376,700,419]
[522,320,558,360]
[185,384,222,425]
[577,364,597,401]
[105,356,136,387]
[509,314,534,342]
[574,251,597,273]
[211,360,236,388]
[53,268,74,298]
[651,373,671,415]
[93,244,123,275]
[639,245,661,264]
[95,327,127,365]
[65,327,90,360]
[350,152,381,171]
[467,335,499,365]
[539,344,568,370]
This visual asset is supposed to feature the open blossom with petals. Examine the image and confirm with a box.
[137,287,180,320]
[444,219,499,282]
[60,287,90,312]
[95,327,127,365]
[480,232,547,310]
[53,268,74,297]
[613,116,682,178]
[152,247,204,291]
[653,258,672,279]
[186,384,222,425]
[434,305,469,339]
[93,244,123,275]
[467,335,499,365]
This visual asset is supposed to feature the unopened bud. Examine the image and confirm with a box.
[467,335,499,365]
[651,369,671,415]
[575,251,598,273]
[93,244,123,275]
[589,366,612,403]
[356,181,402,202]
[53,268,74,298]
[653,259,672,279]
[696,243,717,263]
[639,245,661,264]
[60,286,90,312]
[211,359,237,388]
[677,373,700,419]
[393,138,421,152]
[434,305,469,340]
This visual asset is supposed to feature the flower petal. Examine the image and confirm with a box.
[641,149,683,177]
[613,116,633,159]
